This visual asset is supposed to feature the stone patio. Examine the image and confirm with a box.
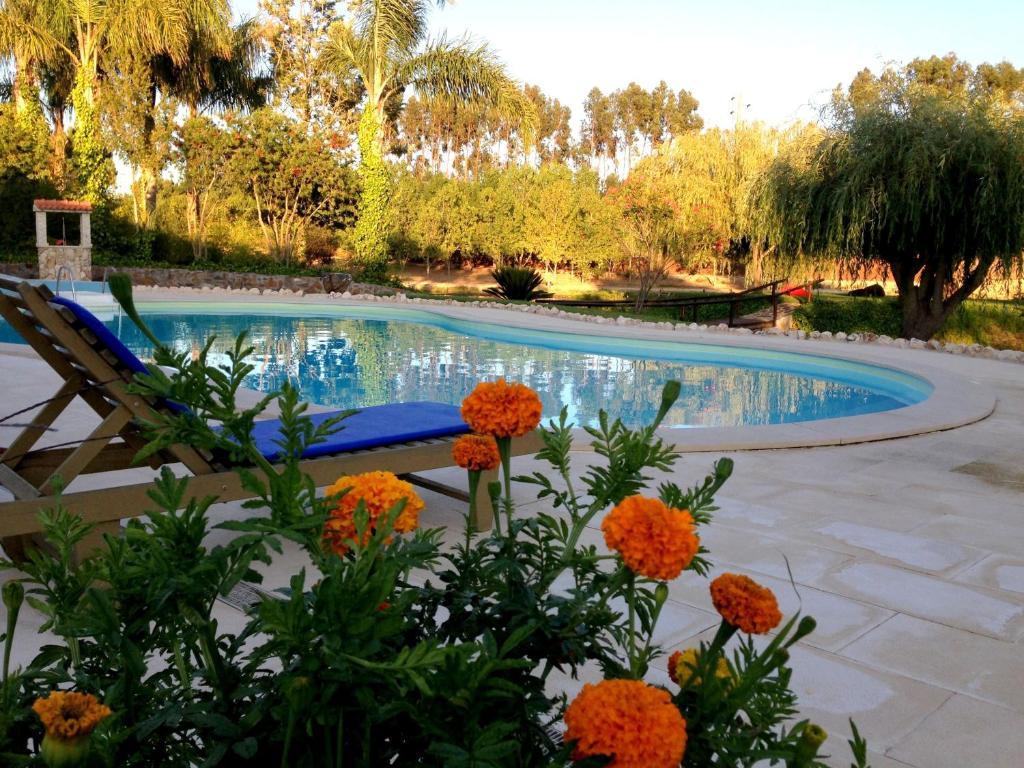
[1,297,1022,767]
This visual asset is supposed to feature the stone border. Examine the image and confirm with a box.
[121,288,1000,453]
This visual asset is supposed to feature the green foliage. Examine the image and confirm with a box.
[484,266,552,301]
[793,294,1024,351]
[354,107,393,278]
[792,295,903,337]
[0,102,56,256]
[226,108,357,264]
[70,71,115,205]
[755,55,1024,339]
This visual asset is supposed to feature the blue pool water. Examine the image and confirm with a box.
[0,302,931,428]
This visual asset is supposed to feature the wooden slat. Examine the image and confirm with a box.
[40,405,133,495]
[0,431,544,537]
[1,373,84,469]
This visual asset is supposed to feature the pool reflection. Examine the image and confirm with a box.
[94,313,907,428]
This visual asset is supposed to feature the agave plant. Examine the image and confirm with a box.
[483,266,553,301]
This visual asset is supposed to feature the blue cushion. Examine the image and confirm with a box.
[50,295,190,414]
[250,402,470,461]
[50,295,148,375]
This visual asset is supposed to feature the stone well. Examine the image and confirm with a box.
[34,199,93,281]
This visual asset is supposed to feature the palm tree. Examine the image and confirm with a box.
[0,0,60,115]
[4,0,224,201]
[324,0,534,278]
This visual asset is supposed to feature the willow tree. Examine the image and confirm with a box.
[755,66,1024,340]
[324,0,533,280]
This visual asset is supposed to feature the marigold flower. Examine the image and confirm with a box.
[667,647,731,688]
[460,379,542,438]
[710,573,783,634]
[323,471,424,555]
[601,495,699,580]
[32,691,111,741]
[451,434,501,471]
[564,679,686,768]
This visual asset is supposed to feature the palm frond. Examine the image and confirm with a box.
[394,36,536,138]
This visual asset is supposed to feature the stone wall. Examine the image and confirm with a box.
[37,246,92,281]
[90,266,357,295]
[0,263,363,294]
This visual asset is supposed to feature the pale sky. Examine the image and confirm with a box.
[233,0,1024,129]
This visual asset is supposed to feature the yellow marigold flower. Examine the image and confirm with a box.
[601,495,699,580]
[460,379,542,438]
[710,573,783,634]
[451,434,501,471]
[33,691,111,741]
[323,471,424,555]
[33,691,111,767]
[564,679,687,768]
[667,648,731,688]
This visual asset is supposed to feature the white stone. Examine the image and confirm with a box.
[819,331,833,339]
[910,338,926,349]
[835,331,848,340]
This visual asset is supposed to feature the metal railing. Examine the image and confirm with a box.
[54,265,78,302]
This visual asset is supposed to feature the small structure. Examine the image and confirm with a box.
[34,199,93,281]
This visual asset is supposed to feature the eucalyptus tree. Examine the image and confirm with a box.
[323,0,533,279]
[755,60,1024,339]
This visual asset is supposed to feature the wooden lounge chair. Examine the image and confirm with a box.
[0,277,540,556]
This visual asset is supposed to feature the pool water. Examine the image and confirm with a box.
[0,304,931,428]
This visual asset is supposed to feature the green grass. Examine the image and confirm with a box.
[793,294,1024,350]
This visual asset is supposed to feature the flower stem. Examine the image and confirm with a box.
[497,437,514,537]
[627,571,638,677]
[466,469,481,545]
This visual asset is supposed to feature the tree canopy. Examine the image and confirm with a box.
[756,56,1024,339]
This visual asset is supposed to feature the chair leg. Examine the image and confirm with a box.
[471,467,499,532]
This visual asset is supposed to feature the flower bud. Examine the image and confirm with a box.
[2,581,24,612]
[41,734,91,768]
[654,583,669,608]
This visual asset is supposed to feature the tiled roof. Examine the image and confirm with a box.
[33,199,93,213]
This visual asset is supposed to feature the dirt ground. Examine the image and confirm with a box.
[398,265,746,296]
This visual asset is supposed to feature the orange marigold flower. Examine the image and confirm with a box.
[667,647,732,688]
[601,495,699,580]
[460,379,542,438]
[710,573,783,634]
[451,434,501,471]
[323,471,424,555]
[32,691,111,741]
[564,679,686,768]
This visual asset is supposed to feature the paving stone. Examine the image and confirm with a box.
[842,614,1024,713]
[952,554,1024,595]
[888,694,1024,768]
[817,562,1024,641]
[805,521,984,575]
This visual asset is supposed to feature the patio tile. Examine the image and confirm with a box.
[755,488,941,532]
[802,521,984,575]
[910,515,1024,560]
[888,695,1024,768]
[700,523,853,583]
[817,562,1024,641]
[784,646,951,752]
[952,554,1024,594]
[841,614,1024,713]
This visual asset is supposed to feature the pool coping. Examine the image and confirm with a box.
[2,292,998,453]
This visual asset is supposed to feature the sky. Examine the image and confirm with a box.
[233,0,1024,129]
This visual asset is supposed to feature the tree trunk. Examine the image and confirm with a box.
[354,105,391,279]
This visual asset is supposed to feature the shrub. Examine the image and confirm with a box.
[792,294,902,336]
[484,265,553,301]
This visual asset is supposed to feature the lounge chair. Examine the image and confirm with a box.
[0,277,540,556]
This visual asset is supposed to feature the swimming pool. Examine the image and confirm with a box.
[0,302,932,428]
